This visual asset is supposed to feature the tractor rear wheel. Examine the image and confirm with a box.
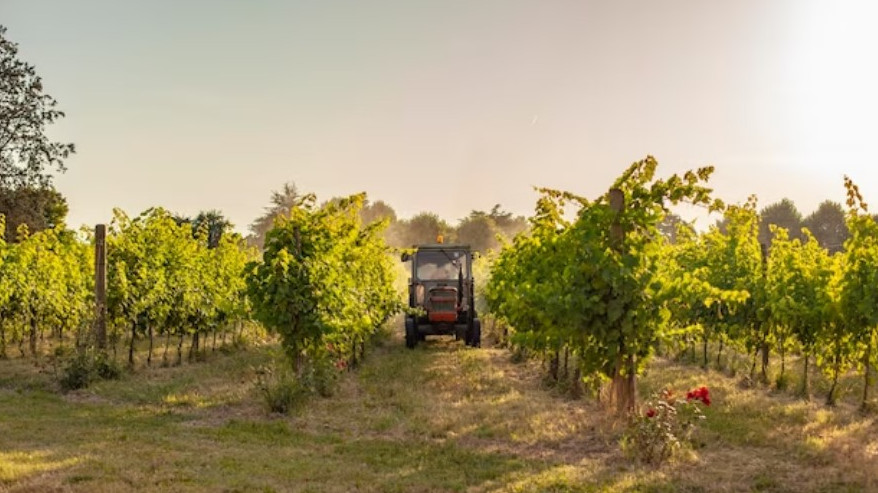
[405,317,417,349]
[465,318,481,348]
[455,326,465,341]
[471,319,481,348]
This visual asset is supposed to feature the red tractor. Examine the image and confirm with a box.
[401,243,480,348]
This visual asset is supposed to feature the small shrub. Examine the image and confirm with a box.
[510,346,527,364]
[299,356,340,398]
[53,344,74,359]
[255,353,343,414]
[230,331,252,350]
[255,364,307,414]
[60,352,94,391]
[369,325,393,348]
[775,372,791,391]
[483,317,509,348]
[59,349,122,391]
[579,372,606,400]
[738,373,756,389]
[95,351,122,380]
[621,386,710,465]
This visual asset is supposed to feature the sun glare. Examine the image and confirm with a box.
[785,0,878,174]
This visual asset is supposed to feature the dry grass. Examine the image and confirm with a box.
[635,356,877,492]
[0,331,876,492]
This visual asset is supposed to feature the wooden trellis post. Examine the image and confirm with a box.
[95,224,107,350]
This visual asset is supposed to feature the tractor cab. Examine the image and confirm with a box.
[400,243,480,348]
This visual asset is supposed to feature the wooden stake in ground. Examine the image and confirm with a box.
[95,224,108,350]
[608,188,636,415]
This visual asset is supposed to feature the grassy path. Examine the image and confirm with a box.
[0,333,876,492]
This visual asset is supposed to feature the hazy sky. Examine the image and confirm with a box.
[4,1,878,233]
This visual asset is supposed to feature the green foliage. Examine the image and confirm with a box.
[660,203,754,364]
[0,185,69,242]
[700,199,765,367]
[245,192,401,390]
[621,387,708,465]
[631,176,876,407]
[5,205,251,367]
[255,362,310,414]
[486,156,723,413]
[766,226,837,394]
[472,253,492,309]
[0,222,92,358]
[0,25,75,188]
[106,207,253,366]
[837,177,878,408]
[59,348,122,391]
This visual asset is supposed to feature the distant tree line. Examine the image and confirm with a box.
[246,181,528,253]
[660,198,850,253]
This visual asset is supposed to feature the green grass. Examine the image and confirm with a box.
[0,332,876,492]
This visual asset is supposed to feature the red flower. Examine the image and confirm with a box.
[335,360,347,370]
[686,386,711,406]
[646,408,656,418]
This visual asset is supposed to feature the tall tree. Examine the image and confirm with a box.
[487,204,528,240]
[803,200,848,253]
[455,211,500,253]
[759,198,803,247]
[360,199,397,225]
[0,185,67,242]
[192,210,232,249]
[388,212,449,248]
[1,26,75,188]
[248,182,299,249]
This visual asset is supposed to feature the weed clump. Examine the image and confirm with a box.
[59,348,122,391]
[255,355,340,414]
